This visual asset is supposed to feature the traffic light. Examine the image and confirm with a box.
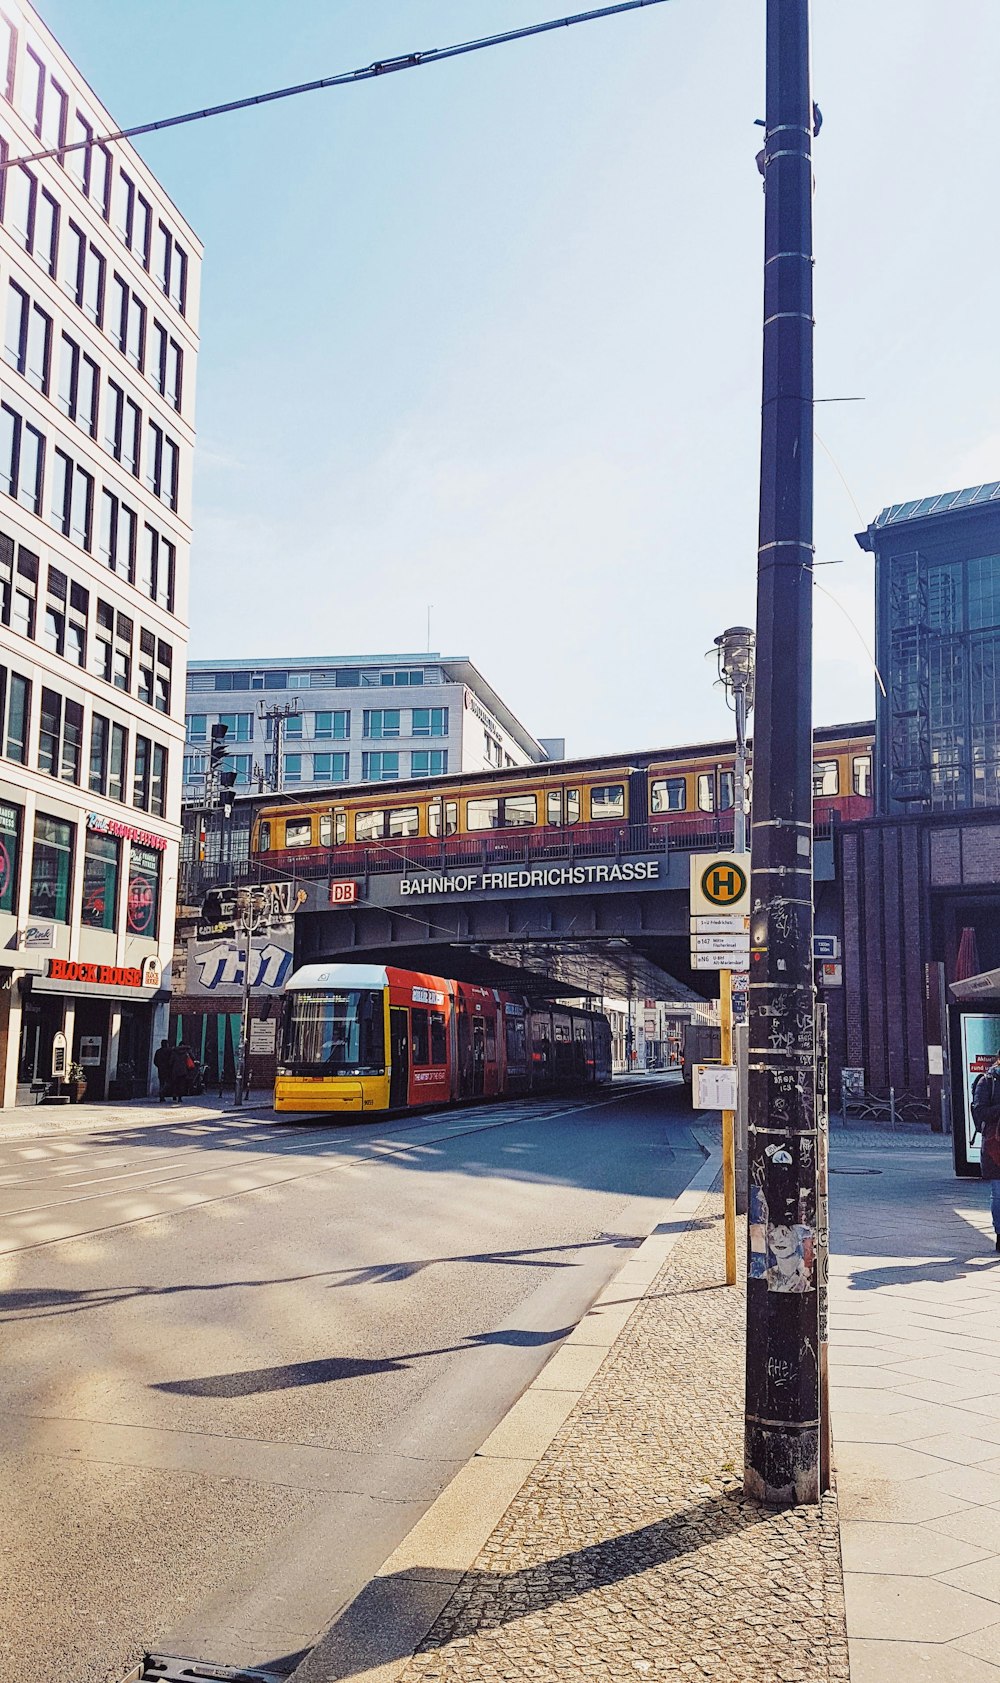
[219,770,238,818]
[210,721,229,769]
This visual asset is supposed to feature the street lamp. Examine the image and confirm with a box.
[714,625,755,854]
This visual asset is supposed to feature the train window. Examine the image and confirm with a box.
[853,754,872,797]
[566,789,580,824]
[697,774,715,812]
[411,1007,430,1065]
[813,759,839,797]
[719,772,735,809]
[430,1010,447,1065]
[356,809,386,841]
[285,818,313,848]
[650,777,686,813]
[467,797,500,830]
[590,784,624,820]
[388,806,420,838]
[258,820,271,852]
[428,801,443,837]
[335,812,347,845]
[503,794,537,827]
[546,790,562,825]
[319,815,333,847]
[445,800,458,836]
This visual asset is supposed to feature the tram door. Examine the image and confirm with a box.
[389,1008,410,1108]
[472,1019,486,1095]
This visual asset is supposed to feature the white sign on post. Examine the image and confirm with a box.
[691,952,749,971]
[690,854,751,916]
[691,933,751,955]
[691,914,750,935]
[694,1063,739,1110]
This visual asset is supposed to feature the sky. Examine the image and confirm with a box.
[36,0,1000,756]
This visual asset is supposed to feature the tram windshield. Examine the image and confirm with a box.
[282,988,385,1072]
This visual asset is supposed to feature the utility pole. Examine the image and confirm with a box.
[745,0,821,1505]
[257,700,302,793]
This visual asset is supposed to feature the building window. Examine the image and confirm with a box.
[186,714,207,743]
[411,750,448,777]
[363,709,399,739]
[380,670,424,686]
[812,759,839,798]
[34,189,58,278]
[218,711,252,743]
[284,713,302,740]
[314,710,349,739]
[6,165,35,252]
[88,713,108,794]
[0,403,44,515]
[313,752,349,781]
[83,243,104,326]
[412,707,448,738]
[362,751,399,781]
[0,799,21,912]
[37,687,60,775]
[0,14,16,105]
[133,735,150,808]
[150,743,166,816]
[109,722,127,802]
[5,672,29,762]
[4,282,51,394]
[284,754,302,783]
[81,831,118,930]
[29,813,73,922]
[126,844,160,937]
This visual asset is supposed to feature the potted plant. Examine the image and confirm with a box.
[67,1061,87,1103]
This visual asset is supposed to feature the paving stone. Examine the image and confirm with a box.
[393,1190,849,1683]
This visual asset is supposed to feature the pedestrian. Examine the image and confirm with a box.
[972,1050,1000,1251]
[153,1038,171,1103]
[167,1041,195,1104]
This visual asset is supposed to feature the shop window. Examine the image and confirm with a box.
[82,830,118,930]
[29,813,73,922]
[0,800,21,913]
[126,844,160,938]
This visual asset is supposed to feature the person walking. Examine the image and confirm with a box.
[972,1051,1000,1250]
[153,1039,172,1103]
[167,1041,195,1104]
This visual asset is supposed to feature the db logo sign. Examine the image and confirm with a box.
[329,880,359,905]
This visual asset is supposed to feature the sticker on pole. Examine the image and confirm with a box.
[690,853,751,916]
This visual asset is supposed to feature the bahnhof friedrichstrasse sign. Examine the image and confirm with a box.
[398,860,662,897]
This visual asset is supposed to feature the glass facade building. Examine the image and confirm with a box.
[858,483,1000,814]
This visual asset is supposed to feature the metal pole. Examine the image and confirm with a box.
[721,967,737,1286]
[734,683,748,855]
[744,0,820,1505]
[234,895,254,1108]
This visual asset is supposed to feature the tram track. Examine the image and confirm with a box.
[0,1087,639,1257]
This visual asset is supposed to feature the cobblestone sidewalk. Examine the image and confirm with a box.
[393,1184,849,1683]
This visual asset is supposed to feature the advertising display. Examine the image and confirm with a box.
[959,1014,1000,1172]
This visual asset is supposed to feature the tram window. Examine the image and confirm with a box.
[485,1019,497,1059]
[813,759,839,797]
[467,796,500,831]
[720,772,735,809]
[697,774,715,812]
[566,789,580,824]
[651,777,686,813]
[356,809,385,841]
[334,812,347,845]
[285,818,313,848]
[506,1016,527,1063]
[853,754,872,797]
[503,794,537,827]
[444,800,458,836]
[411,1007,430,1064]
[590,784,625,820]
[546,790,562,825]
[388,806,419,838]
[430,1010,447,1065]
[258,820,271,852]
[319,815,333,847]
[553,1012,572,1042]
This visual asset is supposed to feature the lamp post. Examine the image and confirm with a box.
[715,625,756,853]
[744,0,821,1505]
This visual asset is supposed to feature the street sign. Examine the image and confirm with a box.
[691,933,751,955]
[813,935,841,960]
[694,1063,739,1109]
[690,853,751,915]
[691,914,750,935]
[819,961,842,988]
[691,951,750,971]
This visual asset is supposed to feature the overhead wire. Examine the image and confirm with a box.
[3,0,675,171]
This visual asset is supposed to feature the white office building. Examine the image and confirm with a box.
[0,3,199,1103]
[184,653,550,798]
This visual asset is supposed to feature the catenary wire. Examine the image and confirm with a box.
[3,0,674,171]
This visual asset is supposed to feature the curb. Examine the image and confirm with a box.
[289,1130,724,1683]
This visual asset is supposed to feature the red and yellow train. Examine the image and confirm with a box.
[276,962,612,1114]
[251,721,874,878]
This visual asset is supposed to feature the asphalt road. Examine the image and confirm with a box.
[0,1076,704,1683]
